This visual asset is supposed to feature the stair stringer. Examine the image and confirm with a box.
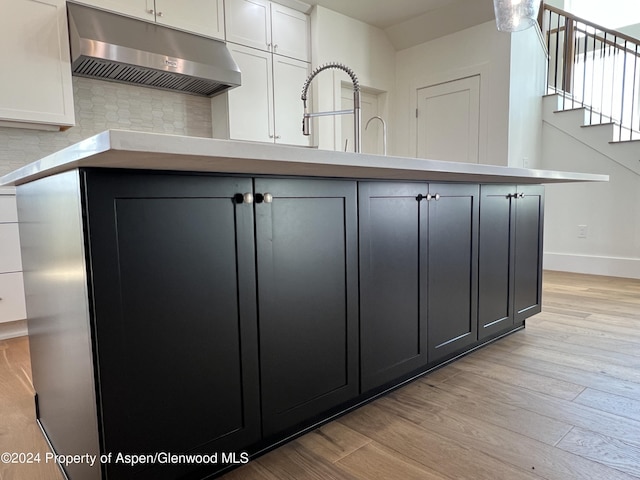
[542,94,640,176]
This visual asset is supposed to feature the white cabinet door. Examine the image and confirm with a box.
[271,3,309,61]
[228,44,274,143]
[273,56,309,146]
[72,0,150,20]
[226,0,271,51]
[155,0,225,39]
[0,0,75,129]
[0,273,27,324]
[0,224,22,274]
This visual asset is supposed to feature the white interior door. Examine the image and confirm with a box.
[416,75,480,163]
[341,88,382,154]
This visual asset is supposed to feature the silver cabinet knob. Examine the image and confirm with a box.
[518,193,525,198]
[273,44,278,51]
[434,193,440,201]
[275,135,281,140]
[157,11,164,16]
[147,9,154,14]
[263,193,273,204]
[243,193,254,204]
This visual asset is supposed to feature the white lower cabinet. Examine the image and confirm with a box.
[0,190,26,325]
[0,273,27,324]
[227,43,309,146]
[0,0,75,130]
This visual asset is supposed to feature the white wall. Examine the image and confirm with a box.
[542,124,640,279]
[619,23,640,40]
[393,21,512,165]
[508,26,547,169]
[309,6,396,151]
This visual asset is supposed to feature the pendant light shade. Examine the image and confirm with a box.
[493,0,541,32]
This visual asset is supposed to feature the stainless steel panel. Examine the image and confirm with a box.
[17,170,101,480]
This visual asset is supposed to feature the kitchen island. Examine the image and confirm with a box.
[2,131,607,480]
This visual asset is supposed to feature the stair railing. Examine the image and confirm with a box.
[540,3,640,141]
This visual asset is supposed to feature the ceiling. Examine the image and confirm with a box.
[305,0,497,49]
[305,0,460,29]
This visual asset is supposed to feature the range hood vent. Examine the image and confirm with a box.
[67,3,241,97]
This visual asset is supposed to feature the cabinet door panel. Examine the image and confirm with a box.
[271,3,310,61]
[359,182,427,392]
[514,185,544,323]
[0,0,74,128]
[0,272,26,323]
[478,185,515,339]
[228,43,274,142]
[255,178,358,437]
[226,0,271,51]
[73,0,149,20]
[156,0,225,39]
[273,55,310,146]
[427,184,478,361]
[85,171,260,479]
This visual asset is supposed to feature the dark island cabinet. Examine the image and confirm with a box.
[85,172,359,464]
[359,182,478,392]
[19,167,544,480]
[478,185,544,340]
[426,183,479,362]
[83,170,262,479]
[254,178,359,437]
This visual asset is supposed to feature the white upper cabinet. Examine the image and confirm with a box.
[225,0,271,51]
[226,0,310,61]
[72,0,226,39]
[149,0,225,40]
[270,3,309,61]
[72,0,148,20]
[227,44,274,144]
[273,55,310,146]
[0,0,75,130]
[226,44,309,146]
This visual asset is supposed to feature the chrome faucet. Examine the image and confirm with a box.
[301,62,361,153]
[365,116,387,156]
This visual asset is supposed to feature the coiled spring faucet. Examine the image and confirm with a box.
[301,62,361,153]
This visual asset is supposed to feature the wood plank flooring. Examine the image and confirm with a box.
[1,270,640,479]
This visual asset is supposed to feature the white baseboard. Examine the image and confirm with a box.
[544,252,640,279]
[0,320,27,340]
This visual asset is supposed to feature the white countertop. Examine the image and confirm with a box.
[1,130,609,186]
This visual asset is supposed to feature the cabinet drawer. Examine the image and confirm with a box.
[0,224,22,272]
[0,272,26,323]
[0,195,18,223]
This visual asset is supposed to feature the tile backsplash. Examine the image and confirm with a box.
[0,77,213,177]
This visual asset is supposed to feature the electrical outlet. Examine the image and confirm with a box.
[578,225,588,238]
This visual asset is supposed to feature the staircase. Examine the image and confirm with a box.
[542,93,640,175]
[540,3,640,174]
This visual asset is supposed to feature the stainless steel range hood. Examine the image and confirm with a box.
[67,3,241,97]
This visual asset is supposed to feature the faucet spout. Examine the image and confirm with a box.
[365,116,387,156]
[301,62,362,153]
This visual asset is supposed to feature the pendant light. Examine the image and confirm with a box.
[493,0,541,32]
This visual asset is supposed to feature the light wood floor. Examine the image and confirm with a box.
[2,270,640,479]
